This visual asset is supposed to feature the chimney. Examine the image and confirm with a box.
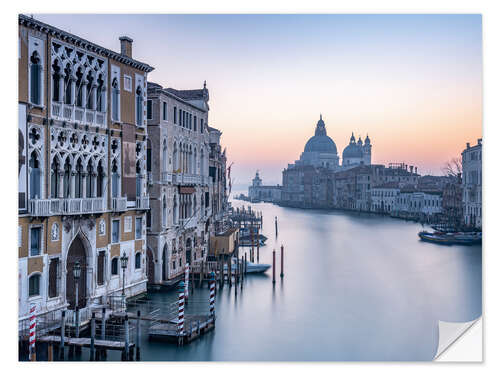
[410,166,414,173]
[478,138,482,146]
[466,142,470,149]
[119,36,133,58]
[415,167,418,174]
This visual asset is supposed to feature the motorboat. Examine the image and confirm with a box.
[223,260,271,274]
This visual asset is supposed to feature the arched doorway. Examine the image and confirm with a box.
[66,235,87,310]
[146,247,155,284]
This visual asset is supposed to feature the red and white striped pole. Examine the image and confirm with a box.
[29,304,36,361]
[177,281,185,345]
[184,263,189,303]
[209,272,215,317]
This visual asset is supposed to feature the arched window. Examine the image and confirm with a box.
[75,158,83,198]
[64,64,72,105]
[86,160,94,198]
[52,60,61,102]
[173,143,178,171]
[29,152,41,199]
[136,86,143,125]
[162,139,167,172]
[96,74,104,112]
[173,196,178,224]
[111,160,119,198]
[162,196,167,227]
[135,252,141,269]
[136,161,142,196]
[63,158,71,198]
[111,78,119,121]
[51,158,60,199]
[200,149,205,176]
[75,67,83,107]
[193,148,197,175]
[86,71,94,110]
[30,52,42,105]
[97,161,104,198]
[193,195,197,215]
[28,274,41,297]
[111,257,118,275]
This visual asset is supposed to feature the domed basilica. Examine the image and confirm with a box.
[295,115,372,170]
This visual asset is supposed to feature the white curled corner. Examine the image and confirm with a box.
[434,317,482,361]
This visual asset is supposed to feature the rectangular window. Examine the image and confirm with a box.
[48,258,59,298]
[112,220,120,243]
[194,116,197,132]
[135,217,143,239]
[163,102,167,121]
[174,107,177,124]
[172,261,176,270]
[30,227,41,256]
[147,100,152,120]
[200,118,204,133]
[29,275,40,297]
[123,75,132,92]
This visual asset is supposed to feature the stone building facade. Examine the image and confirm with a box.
[18,15,153,322]
[145,82,212,284]
[248,171,282,203]
[462,139,482,229]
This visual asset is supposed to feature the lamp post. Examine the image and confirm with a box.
[120,252,128,310]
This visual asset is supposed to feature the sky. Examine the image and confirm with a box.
[34,14,483,187]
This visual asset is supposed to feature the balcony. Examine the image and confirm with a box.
[136,195,150,210]
[51,102,106,128]
[172,173,201,186]
[161,172,173,184]
[29,198,106,216]
[112,197,127,212]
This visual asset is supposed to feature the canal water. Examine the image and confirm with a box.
[105,196,481,361]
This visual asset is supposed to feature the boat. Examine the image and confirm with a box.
[418,231,482,245]
[223,260,271,274]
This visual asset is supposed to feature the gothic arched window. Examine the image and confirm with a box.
[162,196,167,227]
[30,52,42,105]
[86,71,94,110]
[86,160,94,198]
[52,60,61,102]
[75,158,83,198]
[136,161,142,197]
[111,159,119,198]
[97,161,104,198]
[96,74,104,112]
[51,158,60,199]
[136,86,143,125]
[173,196,178,224]
[64,64,72,105]
[29,152,41,199]
[63,158,71,198]
[75,67,83,107]
[162,139,167,172]
[111,78,119,121]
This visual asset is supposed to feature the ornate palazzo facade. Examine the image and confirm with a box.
[18,15,154,322]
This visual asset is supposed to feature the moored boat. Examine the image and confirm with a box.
[418,231,482,245]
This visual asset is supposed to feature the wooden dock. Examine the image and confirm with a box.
[148,314,215,345]
[38,335,135,350]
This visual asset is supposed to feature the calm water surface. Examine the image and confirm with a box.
[106,198,482,361]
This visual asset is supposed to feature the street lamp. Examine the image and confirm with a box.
[73,260,81,339]
[120,252,128,297]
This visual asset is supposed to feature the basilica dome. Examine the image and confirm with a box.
[304,115,338,154]
[342,133,363,159]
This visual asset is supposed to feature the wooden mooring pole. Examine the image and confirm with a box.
[280,244,284,278]
[135,310,141,361]
[122,316,129,361]
[257,226,260,262]
[101,307,107,359]
[275,216,278,237]
[90,312,95,361]
[59,310,65,360]
[272,249,276,284]
[244,253,247,274]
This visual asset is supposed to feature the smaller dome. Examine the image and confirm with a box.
[343,143,363,159]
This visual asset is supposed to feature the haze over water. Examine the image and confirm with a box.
[100,193,482,361]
